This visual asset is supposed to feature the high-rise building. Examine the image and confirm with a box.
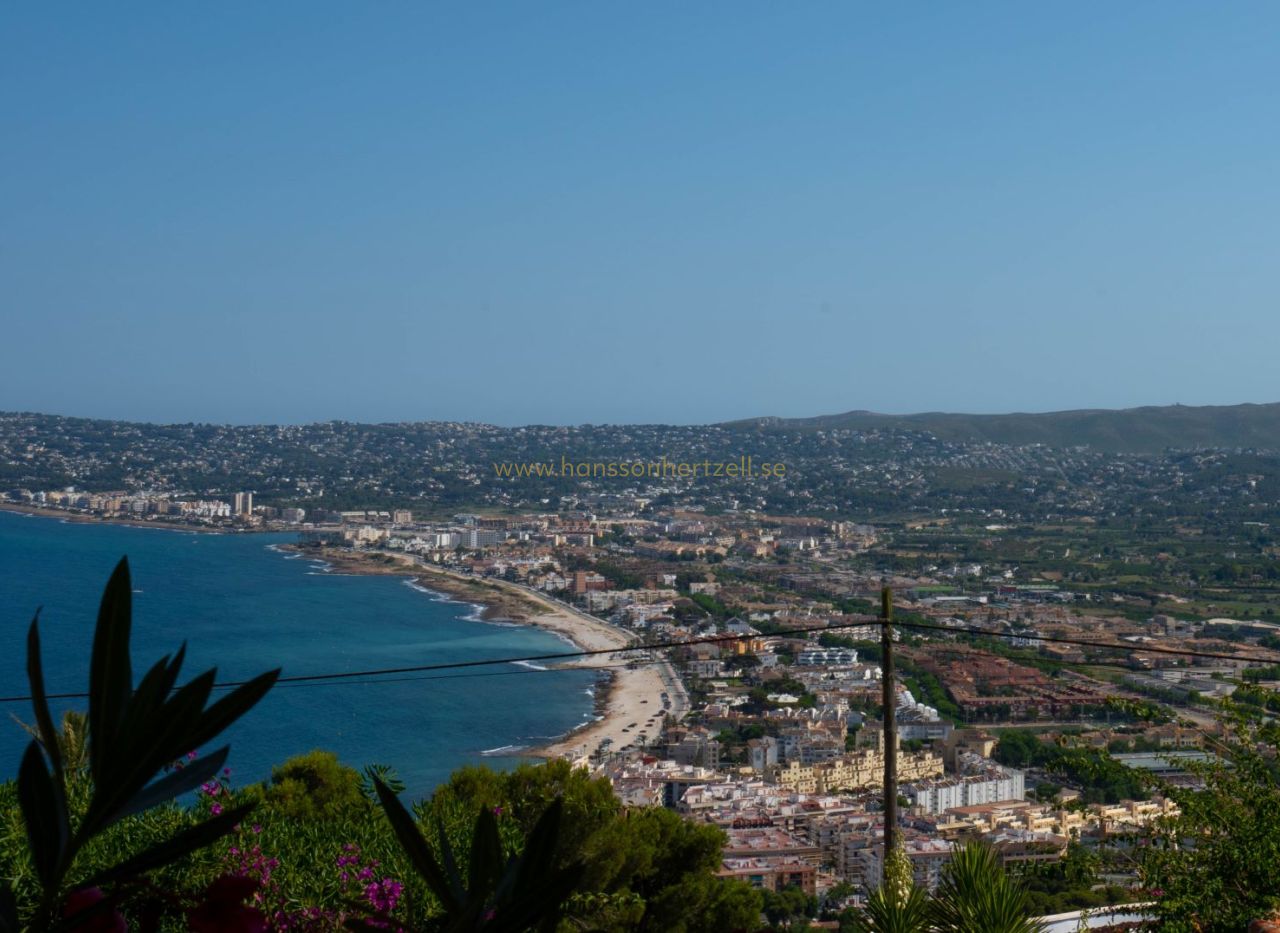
[232,492,253,516]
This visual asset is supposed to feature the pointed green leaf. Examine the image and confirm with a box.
[436,812,465,903]
[183,669,280,753]
[468,806,503,900]
[18,741,67,888]
[88,557,133,783]
[82,804,253,888]
[509,798,564,896]
[26,612,63,786]
[374,778,459,912]
[117,746,230,821]
[80,669,217,838]
[489,864,584,933]
[104,656,204,784]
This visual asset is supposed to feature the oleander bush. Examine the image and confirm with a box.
[1,556,278,931]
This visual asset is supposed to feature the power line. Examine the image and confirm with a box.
[264,659,637,690]
[0,656,641,703]
[2,613,1276,705]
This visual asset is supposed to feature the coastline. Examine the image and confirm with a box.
[288,544,689,761]
[0,502,688,763]
[0,501,237,534]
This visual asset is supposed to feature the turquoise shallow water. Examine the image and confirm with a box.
[0,511,597,796]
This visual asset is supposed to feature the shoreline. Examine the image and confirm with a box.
[0,501,246,534]
[0,503,688,763]
[288,544,689,761]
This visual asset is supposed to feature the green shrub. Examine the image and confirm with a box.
[257,750,368,821]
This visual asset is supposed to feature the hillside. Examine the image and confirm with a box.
[725,403,1280,453]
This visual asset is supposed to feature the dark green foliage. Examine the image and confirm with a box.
[7,556,279,931]
[928,842,1045,933]
[689,593,733,619]
[844,841,1044,933]
[258,750,368,820]
[1013,843,1124,916]
[733,403,1280,453]
[1140,714,1280,931]
[372,779,584,932]
[416,763,761,932]
[361,763,406,799]
[762,885,816,929]
[895,656,962,723]
[420,760,620,871]
[842,883,931,933]
[993,730,1147,804]
[580,806,761,932]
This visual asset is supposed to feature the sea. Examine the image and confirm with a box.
[0,510,600,797]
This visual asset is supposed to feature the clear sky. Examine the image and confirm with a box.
[2,3,1278,426]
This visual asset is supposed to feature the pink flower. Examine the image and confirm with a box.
[188,876,268,933]
[62,888,126,933]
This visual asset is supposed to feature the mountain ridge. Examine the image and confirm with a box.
[4,402,1279,454]
[722,402,1280,453]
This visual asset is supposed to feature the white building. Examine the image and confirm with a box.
[904,760,1025,815]
[797,647,859,667]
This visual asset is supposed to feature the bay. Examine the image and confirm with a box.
[0,510,597,796]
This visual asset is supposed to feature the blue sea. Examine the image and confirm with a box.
[0,511,598,796]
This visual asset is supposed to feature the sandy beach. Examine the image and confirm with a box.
[291,545,689,762]
[450,573,690,761]
[0,507,684,762]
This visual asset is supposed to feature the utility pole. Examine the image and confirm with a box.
[880,585,898,858]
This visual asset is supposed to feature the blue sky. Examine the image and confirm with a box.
[2,3,1278,426]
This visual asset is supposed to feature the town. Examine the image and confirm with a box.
[8,432,1279,926]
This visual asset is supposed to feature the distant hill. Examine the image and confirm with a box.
[724,403,1280,453]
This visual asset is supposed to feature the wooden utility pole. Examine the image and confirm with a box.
[880,585,898,858]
